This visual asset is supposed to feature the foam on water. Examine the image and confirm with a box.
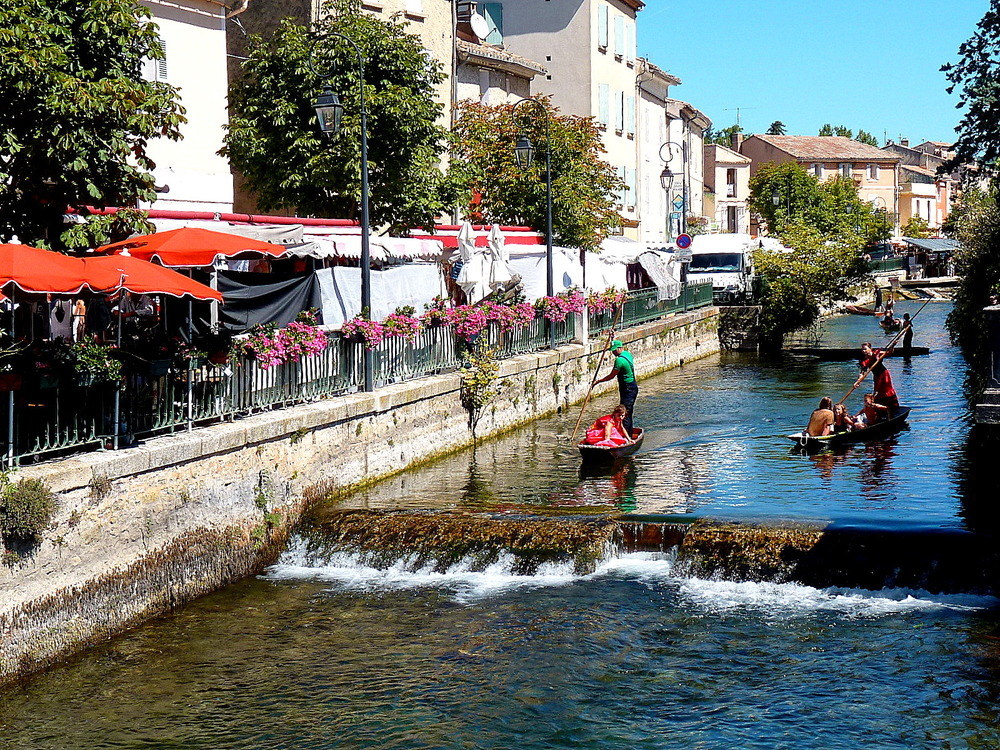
[265,541,999,616]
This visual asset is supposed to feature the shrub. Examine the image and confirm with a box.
[0,478,57,543]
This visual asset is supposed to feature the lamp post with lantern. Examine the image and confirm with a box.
[312,33,373,392]
[511,97,555,348]
[659,140,687,240]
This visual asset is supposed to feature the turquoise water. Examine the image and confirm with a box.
[2,301,999,749]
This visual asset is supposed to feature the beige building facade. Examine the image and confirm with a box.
[143,0,239,212]
[703,144,750,234]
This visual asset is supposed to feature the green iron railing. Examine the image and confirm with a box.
[590,281,714,335]
[869,257,908,273]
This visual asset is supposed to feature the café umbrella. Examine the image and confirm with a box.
[97,227,289,268]
[82,255,223,301]
[0,243,112,294]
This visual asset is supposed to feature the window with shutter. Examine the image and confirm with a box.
[614,15,624,59]
[614,91,624,133]
[626,95,635,136]
[626,167,636,207]
[597,5,608,49]
[598,84,610,127]
[481,3,503,45]
[625,21,634,64]
[142,37,168,82]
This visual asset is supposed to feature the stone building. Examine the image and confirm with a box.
[703,144,750,234]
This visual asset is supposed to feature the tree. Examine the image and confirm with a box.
[0,0,184,247]
[448,99,622,251]
[223,0,448,232]
[766,121,786,135]
[819,124,853,138]
[901,215,932,238]
[855,129,879,147]
[705,124,743,146]
[943,2,1000,171]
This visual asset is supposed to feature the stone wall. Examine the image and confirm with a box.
[0,308,718,684]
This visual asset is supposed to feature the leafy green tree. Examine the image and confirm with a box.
[448,99,622,251]
[766,121,786,135]
[749,162,889,244]
[901,215,932,238]
[819,124,853,138]
[0,0,184,247]
[223,0,448,232]
[855,129,879,147]
[943,2,1000,171]
[753,222,868,348]
[705,124,743,146]
[946,188,1000,371]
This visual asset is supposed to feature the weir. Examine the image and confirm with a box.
[288,510,1000,597]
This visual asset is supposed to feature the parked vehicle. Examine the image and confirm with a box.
[686,234,758,305]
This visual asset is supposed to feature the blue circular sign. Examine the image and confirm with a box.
[676,233,692,249]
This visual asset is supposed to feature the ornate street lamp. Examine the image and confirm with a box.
[660,140,686,238]
[511,98,554,348]
[311,34,373,392]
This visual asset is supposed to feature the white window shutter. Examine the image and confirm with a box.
[598,5,609,48]
[625,22,635,63]
[614,15,624,56]
[598,84,610,126]
[614,91,624,132]
[626,95,635,135]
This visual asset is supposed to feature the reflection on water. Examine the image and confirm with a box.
[343,303,990,530]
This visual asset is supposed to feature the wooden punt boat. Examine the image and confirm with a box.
[579,428,644,464]
[844,305,882,316]
[880,317,902,332]
[787,407,911,450]
[784,346,930,360]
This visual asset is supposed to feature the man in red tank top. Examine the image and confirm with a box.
[856,342,899,412]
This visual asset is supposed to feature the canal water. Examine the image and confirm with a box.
[3,300,1000,749]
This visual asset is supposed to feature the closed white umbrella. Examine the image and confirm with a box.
[454,221,490,303]
[487,224,516,290]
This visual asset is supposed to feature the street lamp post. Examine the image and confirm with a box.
[511,97,555,349]
[312,33,373,392]
[659,140,687,239]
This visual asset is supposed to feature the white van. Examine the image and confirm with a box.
[685,234,757,304]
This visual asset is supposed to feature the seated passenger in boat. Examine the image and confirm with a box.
[584,405,632,447]
[804,397,835,437]
[854,393,890,427]
[832,403,856,433]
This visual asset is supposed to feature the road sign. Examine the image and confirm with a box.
[676,233,692,250]
[672,195,685,211]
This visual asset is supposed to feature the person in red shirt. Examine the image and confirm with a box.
[856,342,899,412]
[583,405,632,447]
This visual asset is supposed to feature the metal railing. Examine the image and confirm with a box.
[590,281,714,335]
[869,257,908,273]
[0,294,695,466]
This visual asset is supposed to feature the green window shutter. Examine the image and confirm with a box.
[482,3,503,45]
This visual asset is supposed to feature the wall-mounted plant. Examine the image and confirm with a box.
[460,343,500,436]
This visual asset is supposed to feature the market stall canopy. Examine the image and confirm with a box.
[82,255,223,301]
[97,228,289,268]
[0,243,113,295]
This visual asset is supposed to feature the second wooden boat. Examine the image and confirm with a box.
[787,407,911,450]
[785,347,929,360]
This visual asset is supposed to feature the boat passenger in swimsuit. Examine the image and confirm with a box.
[856,342,899,412]
[832,403,856,433]
[804,397,835,437]
[583,405,632,447]
[854,393,890,427]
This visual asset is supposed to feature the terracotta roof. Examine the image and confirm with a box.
[902,164,937,179]
[749,135,900,162]
[456,39,546,76]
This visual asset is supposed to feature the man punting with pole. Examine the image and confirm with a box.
[856,341,899,414]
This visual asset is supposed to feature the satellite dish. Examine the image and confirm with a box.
[470,12,490,40]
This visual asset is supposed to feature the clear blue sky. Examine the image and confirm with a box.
[638,0,989,144]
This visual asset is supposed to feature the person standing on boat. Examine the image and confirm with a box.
[856,342,899,412]
[901,313,914,352]
[595,339,637,437]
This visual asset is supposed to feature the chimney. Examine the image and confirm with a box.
[731,132,744,152]
[901,138,909,147]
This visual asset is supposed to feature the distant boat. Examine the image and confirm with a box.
[787,407,911,451]
[785,347,929,360]
[880,317,902,332]
[578,429,644,464]
[844,305,882,316]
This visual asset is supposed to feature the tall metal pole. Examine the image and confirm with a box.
[681,139,689,235]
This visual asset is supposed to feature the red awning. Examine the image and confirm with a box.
[97,227,289,268]
[82,255,223,301]
[0,243,113,295]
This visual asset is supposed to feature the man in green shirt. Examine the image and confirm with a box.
[596,338,638,438]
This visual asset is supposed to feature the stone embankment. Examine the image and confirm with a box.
[0,308,718,685]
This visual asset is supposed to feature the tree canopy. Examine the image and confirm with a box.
[223,0,448,232]
[943,1,1000,172]
[748,162,890,245]
[0,0,183,247]
[766,121,786,135]
[705,124,744,146]
[448,99,622,251]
